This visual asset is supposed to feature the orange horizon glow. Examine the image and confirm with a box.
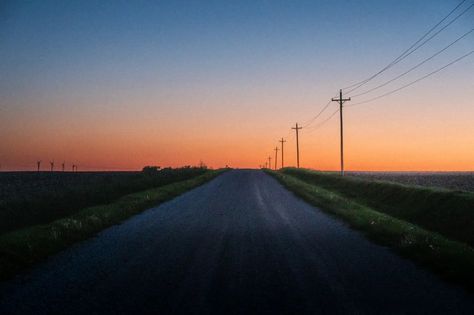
[2,90,474,172]
[1,2,473,172]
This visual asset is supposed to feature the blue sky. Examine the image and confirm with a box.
[1,0,473,170]
[2,0,470,98]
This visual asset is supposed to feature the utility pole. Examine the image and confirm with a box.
[50,161,54,172]
[279,138,286,168]
[37,160,41,172]
[292,123,302,168]
[274,147,279,170]
[268,156,272,170]
[62,162,65,172]
[332,89,351,176]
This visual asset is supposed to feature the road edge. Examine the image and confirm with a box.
[266,169,474,292]
[0,169,227,281]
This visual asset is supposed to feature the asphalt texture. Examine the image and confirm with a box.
[1,170,473,314]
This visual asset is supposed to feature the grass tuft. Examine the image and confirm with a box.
[281,168,474,247]
[267,169,474,291]
[0,170,224,281]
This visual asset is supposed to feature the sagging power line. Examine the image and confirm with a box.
[306,108,340,134]
[351,28,474,99]
[302,100,333,128]
[348,50,474,107]
[344,0,472,94]
[263,1,472,174]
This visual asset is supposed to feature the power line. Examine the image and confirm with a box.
[302,100,333,128]
[348,50,474,107]
[351,28,474,98]
[266,2,472,170]
[306,108,340,134]
[343,0,471,93]
[301,90,341,129]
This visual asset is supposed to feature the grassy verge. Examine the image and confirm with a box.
[282,168,474,247]
[266,170,474,291]
[0,170,225,281]
[0,167,210,234]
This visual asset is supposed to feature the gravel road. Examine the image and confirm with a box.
[1,170,473,314]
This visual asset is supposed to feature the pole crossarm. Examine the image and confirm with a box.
[279,138,286,169]
[331,89,351,176]
[292,123,302,168]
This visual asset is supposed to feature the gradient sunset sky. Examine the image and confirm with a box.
[1,0,473,171]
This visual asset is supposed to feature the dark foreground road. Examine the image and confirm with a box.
[1,170,473,314]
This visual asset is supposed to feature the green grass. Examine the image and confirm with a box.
[0,167,210,234]
[266,169,474,291]
[281,168,474,247]
[0,170,224,281]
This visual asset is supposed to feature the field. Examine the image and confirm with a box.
[0,167,208,235]
[281,168,474,246]
[346,171,474,192]
[0,168,224,280]
[268,168,474,290]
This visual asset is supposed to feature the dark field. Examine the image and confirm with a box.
[270,168,474,292]
[0,168,208,234]
[285,168,474,247]
[346,172,474,192]
[2,170,473,314]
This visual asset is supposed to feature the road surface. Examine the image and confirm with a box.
[1,170,473,314]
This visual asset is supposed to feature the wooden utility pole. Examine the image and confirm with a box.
[62,162,65,172]
[292,123,302,168]
[279,138,286,168]
[50,161,54,172]
[332,89,351,176]
[268,156,272,170]
[274,147,279,170]
[37,160,41,172]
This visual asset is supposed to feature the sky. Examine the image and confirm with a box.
[1,0,473,171]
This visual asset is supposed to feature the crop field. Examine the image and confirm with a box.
[0,167,208,234]
[270,168,474,291]
[346,172,474,192]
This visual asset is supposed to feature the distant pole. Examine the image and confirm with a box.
[50,161,54,172]
[62,162,65,172]
[264,161,267,169]
[37,160,41,172]
[268,156,272,170]
[274,146,279,170]
[279,138,286,168]
[72,164,75,172]
[292,123,302,168]
[332,89,351,176]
